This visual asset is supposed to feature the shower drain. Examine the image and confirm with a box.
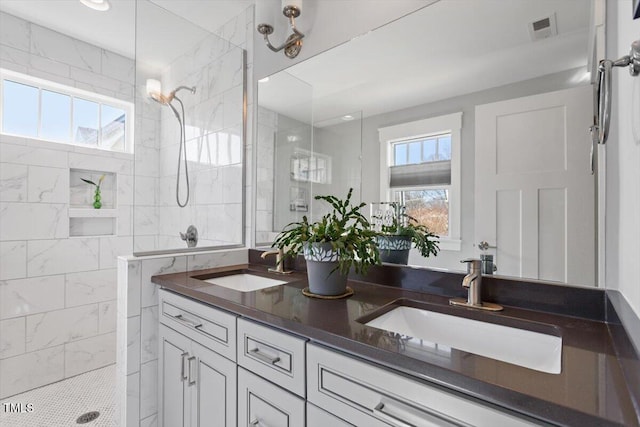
[76,411,100,424]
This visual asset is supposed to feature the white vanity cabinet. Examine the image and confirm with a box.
[157,289,544,427]
[307,343,540,427]
[158,290,238,427]
[237,318,307,426]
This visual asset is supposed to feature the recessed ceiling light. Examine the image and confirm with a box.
[258,77,270,83]
[80,0,111,12]
[342,115,355,121]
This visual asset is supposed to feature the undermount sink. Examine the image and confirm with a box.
[196,272,287,292]
[361,300,562,374]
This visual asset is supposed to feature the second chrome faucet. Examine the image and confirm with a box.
[450,259,503,311]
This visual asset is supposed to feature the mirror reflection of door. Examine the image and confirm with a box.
[475,87,595,286]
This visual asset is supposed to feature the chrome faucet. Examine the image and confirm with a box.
[261,249,292,274]
[450,259,503,311]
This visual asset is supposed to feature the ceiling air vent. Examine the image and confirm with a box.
[529,13,557,41]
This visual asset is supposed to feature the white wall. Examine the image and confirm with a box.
[605,0,640,317]
[0,12,135,398]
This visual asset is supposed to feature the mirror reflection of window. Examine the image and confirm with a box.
[390,132,454,237]
[394,189,449,237]
[380,112,462,250]
[290,150,332,184]
[393,133,451,165]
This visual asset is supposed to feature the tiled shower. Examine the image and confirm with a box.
[0,1,251,415]
[0,10,134,399]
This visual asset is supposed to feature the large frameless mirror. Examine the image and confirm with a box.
[256,0,600,286]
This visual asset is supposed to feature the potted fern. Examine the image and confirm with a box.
[273,188,380,296]
[373,202,439,265]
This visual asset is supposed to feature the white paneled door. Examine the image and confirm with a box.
[475,86,595,286]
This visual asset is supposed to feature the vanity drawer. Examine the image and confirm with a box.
[237,318,307,397]
[159,289,237,361]
[307,343,540,427]
[238,367,305,427]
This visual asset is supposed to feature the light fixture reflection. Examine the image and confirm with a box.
[80,0,111,12]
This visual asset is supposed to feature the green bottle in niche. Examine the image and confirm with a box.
[93,187,102,209]
[81,175,105,209]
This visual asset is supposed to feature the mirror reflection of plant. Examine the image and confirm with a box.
[81,175,105,209]
[273,188,380,275]
[375,202,440,258]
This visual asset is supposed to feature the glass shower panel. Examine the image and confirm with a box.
[134,0,245,254]
[256,71,313,244]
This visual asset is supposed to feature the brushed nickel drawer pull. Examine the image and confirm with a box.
[187,356,196,386]
[249,348,280,365]
[373,401,464,427]
[373,403,415,427]
[180,352,188,381]
[250,419,272,427]
[173,313,203,329]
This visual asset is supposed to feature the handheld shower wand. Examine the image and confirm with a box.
[146,80,196,207]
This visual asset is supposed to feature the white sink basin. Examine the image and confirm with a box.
[202,274,287,292]
[365,306,562,374]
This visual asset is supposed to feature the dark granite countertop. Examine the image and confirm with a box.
[152,263,640,427]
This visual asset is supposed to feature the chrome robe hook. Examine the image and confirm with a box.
[595,40,640,145]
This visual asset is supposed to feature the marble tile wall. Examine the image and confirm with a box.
[136,6,253,253]
[116,248,248,427]
[0,11,134,398]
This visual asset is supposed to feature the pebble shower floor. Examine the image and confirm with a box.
[0,364,115,427]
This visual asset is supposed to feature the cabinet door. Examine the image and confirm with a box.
[238,367,305,427]
[190,341,237,427]
[159,325,191,427]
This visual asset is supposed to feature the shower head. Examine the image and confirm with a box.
[170,86,197,97]
[146,79,196,106]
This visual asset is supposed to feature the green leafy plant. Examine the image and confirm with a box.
[375,202,440,258]
[81,175,105,209]
[273,188,380,275]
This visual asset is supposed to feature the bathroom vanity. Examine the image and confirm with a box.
[151,252,640,427]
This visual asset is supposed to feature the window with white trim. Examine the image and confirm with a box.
[379,112,462,251]
[0,68,133,152]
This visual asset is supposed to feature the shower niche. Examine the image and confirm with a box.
[69,168,117,237]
